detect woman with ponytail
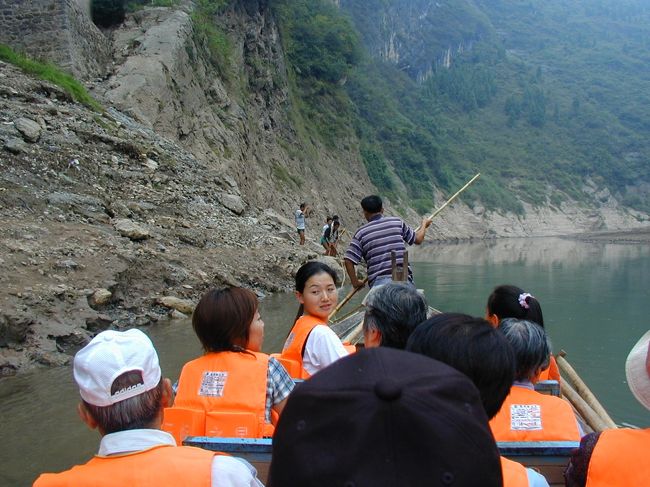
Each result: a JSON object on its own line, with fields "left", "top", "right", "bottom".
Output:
{"left": 486, "top": 284, "right": 560, "bottom": 382}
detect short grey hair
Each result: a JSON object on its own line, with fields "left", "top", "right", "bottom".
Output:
{"left": 84, "top": 371, "right": 163, "bottom": 434}
{"left": 499, "top": 318, "right": 551, "bottom": 382}
{"left": 363, "top": 282, "right": 428, "bottom": 349}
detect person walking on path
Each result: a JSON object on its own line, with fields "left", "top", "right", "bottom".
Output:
{"left": 295, "top": 203, "right": 308, "bottom": 245}
{"left": 344, "top": 195, "right": 432, "bottom": 289}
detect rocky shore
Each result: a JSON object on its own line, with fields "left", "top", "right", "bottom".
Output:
{"left": 0, "top": 60, "right": 344, "bottom": 377}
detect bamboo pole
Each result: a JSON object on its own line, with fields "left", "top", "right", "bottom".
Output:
{"left": 426, "top": 173, "right": 481, "bottom": 222}
{"left": 556, "top": 352, "right": 618, "bottom": 429}
{"left": 329, "top": 278, "right": 367, "bottom": 321}
{"left": 561, "top": 380, "right": 610, "bottom": 433}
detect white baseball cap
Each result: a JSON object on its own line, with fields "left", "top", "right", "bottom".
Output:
{"left": 73, "top": 329, "right": 162, "bottom": 407}
{"left": 625, "top": 329, "right": 650, "bottom": 411}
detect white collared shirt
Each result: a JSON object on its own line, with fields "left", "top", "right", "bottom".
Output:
{"left": 98, "top": 429, "right": 264, "bottom": 487}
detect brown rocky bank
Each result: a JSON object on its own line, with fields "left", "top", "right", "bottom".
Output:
{"left": 0, "top": 60, "right": 347, "bottom": 377}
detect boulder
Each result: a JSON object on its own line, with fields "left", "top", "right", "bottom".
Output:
{"left": 157, "top": 296, "right": 194, "bottom": 315}
{"left": 218, "top": 192, "right": 245, "bottom": 215}
{"left": 114, "top": 219, "right": 151, "bottom": 241}
{"left": 90, "top": 289, "right": 113, "bottom": 307}
{"left": 14, "top": 117, "right": 41, "bottom": 142}
{"left": 4, "top": 137, "right": 28, "bottom": 154}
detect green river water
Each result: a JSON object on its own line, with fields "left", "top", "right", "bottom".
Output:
{"left": 1, "top": 236, "right": 648, "bottom": 485}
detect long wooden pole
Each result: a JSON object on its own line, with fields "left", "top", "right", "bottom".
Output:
{"left": 557, "top": 352, "right": 618, "bottom": 429}
{"left": 415, "top": 173, "right": 482, "bottom": 233}
{"left": 329, "top": 277, "right": 367, "bottom": 320}
{"left": 560, "top": 380, "right": 610, "bottom": 433}
{"left": 427, "top": 173, "right": 481, "bottom": 222}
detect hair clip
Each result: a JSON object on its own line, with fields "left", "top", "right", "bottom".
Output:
{"left": 518, "top": 292, "right": 533, "bottom": 309}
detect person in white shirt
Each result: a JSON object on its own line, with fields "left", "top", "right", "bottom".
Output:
{"left": 294, "top": 203, "right": 308, "bottom": 245}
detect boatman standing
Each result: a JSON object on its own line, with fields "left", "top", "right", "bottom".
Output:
{"left": 33, "top": 329, "right": 264, "bottom": 487}
{"left": 344, "top": 195, "right": 432, "bottom": 289}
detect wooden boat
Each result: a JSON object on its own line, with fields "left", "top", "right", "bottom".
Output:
{"left": 184, "top": 306, "right": 607, "bottom": 485}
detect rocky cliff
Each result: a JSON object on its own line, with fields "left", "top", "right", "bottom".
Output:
{"left": 339, "top": 0, "right": 491, "bottom": 82}
{"left": 0, "top": 1, "right": 648, "bottom": 375}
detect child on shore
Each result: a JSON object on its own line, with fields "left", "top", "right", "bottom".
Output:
{"left": 320, "top": 217, "right": 333, "bottom": 254}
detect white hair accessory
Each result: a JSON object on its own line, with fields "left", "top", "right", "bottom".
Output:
{"left": 73, "top": 329, "right": 161, "bottom": 407}
{"left": 518, "top": 293, "right": 533, "bottom": 309}
{"left": 626, "top": 329, "right": 650, "bottom": 411}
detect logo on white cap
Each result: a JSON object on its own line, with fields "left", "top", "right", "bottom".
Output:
{"left": 73, "top": 329, "right": 161, "bottom": 407}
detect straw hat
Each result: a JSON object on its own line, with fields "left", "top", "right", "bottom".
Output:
{"left": 625, "top": 329, "right": 650, "bottom": 411}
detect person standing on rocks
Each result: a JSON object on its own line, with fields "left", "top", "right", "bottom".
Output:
{"left": 295, "top": 203, "right": 309, "bottom": 245}
{"left": 344, "top": 195, "right": 432, "bottom": 289}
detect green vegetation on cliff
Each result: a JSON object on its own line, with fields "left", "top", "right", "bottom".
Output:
{"left": 271, "top": 0, "right": 650, "bottom": 214}
{"left": 0, "top": 44, "right": 102, "bottom": 111}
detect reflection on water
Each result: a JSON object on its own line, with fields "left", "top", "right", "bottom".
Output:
{"left": 1, "top": 237, "right": 649, "bottom": 485}
{"left": 411, "top": 237, "right": 650, "bottom": 430}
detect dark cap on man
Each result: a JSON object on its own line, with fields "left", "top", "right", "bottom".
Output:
{"left": 269, "top": 347, "right": 502, "bottom": 487}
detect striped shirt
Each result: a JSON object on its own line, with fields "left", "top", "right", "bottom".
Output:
{"left": 344, "top": 215, "right": 416, "bottom": 287}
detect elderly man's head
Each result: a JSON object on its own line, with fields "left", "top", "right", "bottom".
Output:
{"left": 363, "top": 282, "right": 428, "bottom": 349}
{"left": 73, "top": 329, "right": 172, "bottom": 434}
{"left": 498, "top": 318, "right": 551, "bottom": 383}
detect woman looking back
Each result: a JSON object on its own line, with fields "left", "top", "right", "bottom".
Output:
{"left": 169, "top": 287, "right": 293, "bottom": 438}
{"left": 279, "top": 261, "right": 350, "bottom": 379}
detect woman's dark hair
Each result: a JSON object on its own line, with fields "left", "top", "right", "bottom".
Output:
{"left": 295, "top": 261, "right": 338, "bottom": 293}
{"left": 293, "top": 261, "right": 338, "bottom": 324}
{"left": 406, "top": 313, "right": 516, "bottom": 419}
{"left": 192, "top": 287, "right": 258, "bottom": 353}
{"left": 486, "top": 284, "right": 544, "bottom": 327}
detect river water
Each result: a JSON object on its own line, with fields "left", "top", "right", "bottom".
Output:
{"left": 1, "top": 236, "right": 649, "bottom": 485}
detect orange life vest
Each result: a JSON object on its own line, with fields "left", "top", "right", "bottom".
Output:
{"left": 537, "top": 355, "right": 561, "bottom": 382}
{"left": 500, "top": 456, "right": 529, "bottom": 487}
{"left": 33, "top": 444, "right": 214, "bottom": 486}
{"left": 163, "top": 350, "right": 273, "bottom": 443}
{"left": 490, "top": 385, "right": 581, "bottom": 442}
{"left": 278, "top": 315, "right": 324, "bottom": 379}
{"left": 585, "top": 428, "right": 650, "bottom": 487}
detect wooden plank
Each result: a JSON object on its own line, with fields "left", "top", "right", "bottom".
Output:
{"left": 184, "top": 437, "right": 578, "bottom": 486}
{"left": 183, "top": 437, "right": 273, "bottom": 483}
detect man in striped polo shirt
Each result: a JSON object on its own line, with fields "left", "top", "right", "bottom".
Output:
{"left": 344, "top": 195, "right": 432, "bottom": 289}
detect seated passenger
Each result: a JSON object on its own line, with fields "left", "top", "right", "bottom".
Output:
{"left": 406, "top": 313, "right": 550, "bottom": 487}
{"left": 490, "top": 318, "right": 581, "bottom": 442}
{"left": 486, "top": 284, "right": 560, "bottom": 382}
{"left": 269, "top": 347, "right": 502, "bottom": 487}
{"left": 564, "top": 329, "right": 650, "bottom": 487}
{"left": 34, "top": 329, "right": 263, "bottom": 486}
{"left": 363, "top": 281, "right": 428, "bottom": 349}
{"left": 168, "top": 287, "right": 293, "bottom": 439}
{"left": 279, "top": 261, "right": 349, "bottom": 378}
